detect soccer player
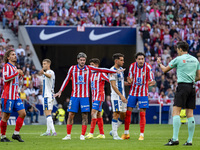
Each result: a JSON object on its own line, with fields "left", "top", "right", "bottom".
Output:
{"left": 85, "top": 58, "right": 109, "bottom": 139}
{"left": 40, "top": 59, "right": 57, "bottom": 136}
{"left": 55, "top": 52, "right": 117, "bottom": 140}
{"left": 121, "top": 52, "right": 155, "bottom": 140}
{"left": 109, "top": 53, "right": 128, "bottom": 140}
{"left": 1, "top": 50, "right": 26, "bottom": 142}
{"left": 157, "top": 41, "right": 199, "bottom": 146}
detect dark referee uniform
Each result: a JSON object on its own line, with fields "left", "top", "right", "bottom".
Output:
{"left": 169, "top": 54, "right": 200, "bottom": 109}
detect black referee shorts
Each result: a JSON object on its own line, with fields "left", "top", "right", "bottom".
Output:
{"left": 174, "top": 83, "right": 196, "bottom": 109}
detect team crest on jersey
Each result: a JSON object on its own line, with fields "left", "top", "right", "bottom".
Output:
{"left": 3, "top": 72, "right": 7, "bottom": 75}
{"left": 78, "top": 75, "right": 83, "bottom": 81}
{"left": 91, "top": 81, "right": 94, "bottom": 87}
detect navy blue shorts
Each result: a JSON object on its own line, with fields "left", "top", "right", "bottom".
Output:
{"left": 68, "top": 97, "right": 90, "bottom": 113}
{"left": 127, "top": 95, "right": 149, "bottom": 108}
{"left": 1, "top": 98, "right": 25, "bottom": 113}
{"left": 92, "top": 101, "right": 103, "bottom": 112}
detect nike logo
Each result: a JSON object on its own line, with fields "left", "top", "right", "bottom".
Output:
{"left": 39, "top": 29, "right": 72, "bottom": 40}
{"left": 89, "top": 30, "right": 121, "bottom": 41}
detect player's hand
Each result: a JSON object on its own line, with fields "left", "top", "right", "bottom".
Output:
{"left": 120, "top": 95, "right": 128, "bottom": 103}
{"left": 39, "top": 69, "right": 44, "bottom": 75}
{"left": 148, "top": 80, "right": 155, "bottom": 86}
{"left": 54, "top": 91, "right": 62, "bottom": 98}
{"left": 17, "top": 69, "right": 24, "bottom": 76}
{"left": 127, "top": 76, "right": 133, "bottom": 84}
{"left": 157, "top": 57, "right": 161, "bottom": 64}
{"left": 116, "top": 69, "right": 126, "bottom": 74}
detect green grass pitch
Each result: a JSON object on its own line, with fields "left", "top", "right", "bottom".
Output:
{"left": 0, "top": 124, "right": 199, "bottom": 150}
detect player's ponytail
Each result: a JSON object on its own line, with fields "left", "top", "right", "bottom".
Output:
{"left": 3, "top": 49, "right": 14, "bottom": 63}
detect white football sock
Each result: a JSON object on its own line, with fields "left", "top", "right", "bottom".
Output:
{"left": 124, "top": 130, "right": 129, "bottom": 134}
{"left": 47, "top": 116, "right": 56, "bottom": 133}
{"left": 117, "top": 118, "right": 123, "bottom": 129}
{"left": 46, "top": 116, "right": 51, "bottom": 133}
{"left": 140, "top": 133, "right": 144, "bottom": 137}
{"left": 112, "top": 119, "right": 118, "bottom": 137}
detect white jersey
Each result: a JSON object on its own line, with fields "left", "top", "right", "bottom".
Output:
{"left": 109, "top": 66, "right": 125, "bottom": 100}
{"left": 43, "top": 69, "right": 55, "bottom": 98}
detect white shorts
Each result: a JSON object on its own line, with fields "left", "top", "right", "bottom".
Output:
{"left": 43, "top": 97, "right": 54, "bottom": 110}
{"left": 111, "top": 99, "right": 127, "bottom": 112}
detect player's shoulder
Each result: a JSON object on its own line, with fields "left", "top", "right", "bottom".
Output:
{"left": 145, "top": 62, "right": 152, "bottom": 70}
{"left": 110, "top": 66, "right": 115, "bottom": 70}
{"left": 131, "top": 62, "right": 136, "bottom": 66}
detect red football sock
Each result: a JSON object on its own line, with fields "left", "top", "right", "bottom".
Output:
{"left": 125, "top": 110, "right": 132, "bottom": 131}
{"left": 81, "top": 125, "right": 87, "bottom": 136}
{"left": 90, "top": 118, "right": 97, "bottom": 134}
{"left": 1, "top": 120, "right": 7, "bottom": 135}
{"left": 67, "top": 124, "right": 72, "bottom": 135}
{"left": 97, "top": 118, "right": 104, "bottom": 134}
{"left": 15, "top": 117, "right": 24, "bottom": 132}
{"left": 140, "top": 112, "right": 146, "bottom": 133}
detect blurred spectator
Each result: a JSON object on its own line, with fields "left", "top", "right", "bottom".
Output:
{"left": 63, "top": 97, "right": 70, "bottom": 123}
{"left": 26, "top": 105, "right": 39, "bottom": 123}
{"left": 16, "top": 43, "right": 25, "bottom": 56}
{"left": 24, "top": 71, "right": 32, "bottom": 87}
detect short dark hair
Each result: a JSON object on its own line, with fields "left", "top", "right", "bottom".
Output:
{"left": 135, "top": 52, "right": 145, "bottom": 59}
{"left": 177, "top": 41, "right": 189, "bottom": 52}
{"left": 43, "top": 59, "right": 51, "bottom": 64}
{"left": 19, "top": 43, "right": 22, "bottom": 46}
{"left": 112, "top": 53, "right": 124, "bottom": 61}
{"left": 89, "top": 58, "right": 100, "bottom": 65}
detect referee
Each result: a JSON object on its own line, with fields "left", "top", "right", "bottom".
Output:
{"left": 157, "top": 41, "right": 200, "bottom": 146}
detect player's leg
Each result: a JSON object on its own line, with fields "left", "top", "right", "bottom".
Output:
{"left": 138, "top": 96, "right": 149, "bottom": 140}
{"left": 47, "top": 98, "right": 56, "bottom": 136}
{"left": 96, "top": 101, "right": 105, "bottom": 139}
{"left": 85, "top": 101, "right": 99, "bottom": 139}
{"left": 139, "top": 108, "right": 146, "bottom": 140}
{"left": 117, "top": 102, "right": 127, "bottom": 137}
{"left": 1, "top": 112, "right": 11, "bottom": 142}
{"left": 44, "top": 110, "right": 56, "bottom": 136}
{"left": 63, "top": 97, "right": 78, "bottom": 140}
{"left": 112, "top": 111, "right": 121, "bottom": 139}
{"left": 12, "top": 98, "right": 26, "bottom": 142}
{"left": 80, "top": 97, "right": 90, "bottom": 140}
{"left": 1, "top": 99, "right": 13, "bottom": 142}
{"left": 122, "top": 95, "right": 137, "bottom": 139}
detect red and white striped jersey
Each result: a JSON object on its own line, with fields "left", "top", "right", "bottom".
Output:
{"left": 60, "top": 65, "right": 116, "bottom": 98}
{"left": 128, "top": 62, "right": 154, "bottom": 97}
{"left": 1, "top": 63, "right": 20, "bottom": 100}
{"left": 90, "top": 72, "right": 109, "bottom": 102}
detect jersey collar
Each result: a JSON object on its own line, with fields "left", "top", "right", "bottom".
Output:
{"left": 7, "top": 62, "right": 15, "bottom": 67}
{"left": 77, "top": 64, "right": 85, "bottom": 70}
{"left": 136, "top": 62, "right": 145, "bottom": 69}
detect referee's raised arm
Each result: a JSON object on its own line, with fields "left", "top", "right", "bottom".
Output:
{"left": 157, "top": 41, "right": 200, "bottom": 146}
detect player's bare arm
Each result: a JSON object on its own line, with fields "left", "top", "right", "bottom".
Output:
{"left": 110, "top": 80, "right": 127, "bottom": 103}
{"left": 195, "top": 70, "right": 200, "bottom": 81}
{"left": 157, "top": 57, "right": 172, "bottom": 73}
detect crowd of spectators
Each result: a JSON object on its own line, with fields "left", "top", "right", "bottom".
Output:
{"left": 139, "top": 0, "right": 200, "bottom": 104}
{"left": 0, "top": 0, "right": 139, "bottom": 36}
